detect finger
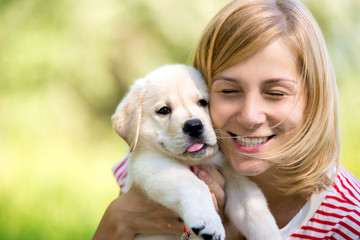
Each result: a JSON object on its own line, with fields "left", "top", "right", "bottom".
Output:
{"left": 211, "top": 192, "right": 219, "bottom": 212}
{"left": 198, "top": 165, "right": 225, "bottom": 188}
{"left": 197, "top": 166, "right": 225, "bottom": 212}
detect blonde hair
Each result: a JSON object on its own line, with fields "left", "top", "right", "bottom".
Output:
{"left": 193, "top": 0, "right": 340, "bottom": 195}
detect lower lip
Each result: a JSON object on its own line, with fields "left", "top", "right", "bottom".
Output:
{"left": 232, "top": 137, "right": 272, "bottom": 153}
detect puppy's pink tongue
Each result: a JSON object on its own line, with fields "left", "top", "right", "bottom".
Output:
{"left": 187, "top": 143, "right": 204, "bottom": 152}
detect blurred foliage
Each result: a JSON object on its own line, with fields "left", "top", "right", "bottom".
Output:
{"left": 0, "top": 0, "right": 359, "bottom": 239}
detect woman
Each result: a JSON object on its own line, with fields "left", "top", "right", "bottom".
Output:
{"left": 93, "top": 0, "right": 360, "bottom": 239}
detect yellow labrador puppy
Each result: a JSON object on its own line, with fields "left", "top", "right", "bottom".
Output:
{"left": 112, "top": 64, "right": 281, "bottom": 240}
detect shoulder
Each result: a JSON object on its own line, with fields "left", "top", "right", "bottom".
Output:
{"left": 113, "top": 155, "right": 130, "bottom": 189}
{"left": 330, "top": 166, "right": 360, "bottom": 208}
{"left": 290, "top": 166, "right": 360, "bottom": 239}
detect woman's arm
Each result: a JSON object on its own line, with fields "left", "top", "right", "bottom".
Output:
{"left": 93, "top": 165, "right": 243, "bottom": 240}
{"left": 92, "top": 186, "right": 184, "bottom": 240}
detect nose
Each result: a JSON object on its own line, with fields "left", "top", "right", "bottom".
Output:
{"left": 238, "top": 94, "right": 265, "bottom": 130}
{"left": 183, "top": 119, "right": 204, "bottom": 138}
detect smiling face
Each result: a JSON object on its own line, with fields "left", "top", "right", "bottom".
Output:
{"left": 210, "top": 38, "right": 306, "bottom": 176}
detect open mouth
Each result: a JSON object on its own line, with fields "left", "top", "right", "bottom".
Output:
{"left": 230, "top": 132, "right": 275, "bottom": 148}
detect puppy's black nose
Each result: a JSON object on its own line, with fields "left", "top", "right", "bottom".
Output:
{"left": 183, "top": 119, "right": 203, "bottom": 138}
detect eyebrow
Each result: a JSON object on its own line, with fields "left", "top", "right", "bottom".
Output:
{"left": 212, "top": 76, "right": 237, "bottom": 83}
{"left": 263, "top": 78, "right": 297, "bottom": 84}
{"left": 213, "top": 76, "right": 297, "bottom": 84}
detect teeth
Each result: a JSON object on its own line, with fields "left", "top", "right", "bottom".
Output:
{"left": 235, "top": 136, "right": 269, "bottom": 148}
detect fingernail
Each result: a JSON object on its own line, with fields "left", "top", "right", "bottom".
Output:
{"left": 198, "top": 170, "right": 208, "bottom": 180}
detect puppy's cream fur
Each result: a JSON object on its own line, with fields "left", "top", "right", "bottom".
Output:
{"left": 112, "top": 64, "right": 281, "bottom": 240}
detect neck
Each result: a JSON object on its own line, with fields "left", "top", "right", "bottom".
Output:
{"left": 248, "top": 168, "right": 310, "bottom": 229}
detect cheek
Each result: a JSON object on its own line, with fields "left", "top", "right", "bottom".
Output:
{"left": 288, "top": 107, "right": 304, "bottom": 124}
{"left": 209, "top": 103, "right": 218, "bottom": 127}
{"left": 209, "top": 89, "right": 240, "bottom": 129}
{"left": 274, "top": 97, "right": 306, "bottom": 132}
{"left": 209, "top": 97, "right": 228, "bottom": 129}
{"left": 282, "top": 109, "right": 304, "bottom": 134}
{"left": 288, "top": 94, "right": 306, "bottom": 124}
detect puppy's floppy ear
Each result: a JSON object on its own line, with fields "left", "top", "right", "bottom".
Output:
{"left": 112, "top": 78, "right": 147, "bottom": 152}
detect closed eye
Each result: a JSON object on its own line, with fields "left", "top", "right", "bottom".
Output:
{"left": 266, "top": 92, "right": 285, "bottom": 97}
{"left": 222, "top": 90, "right": 239, "bottom": 94}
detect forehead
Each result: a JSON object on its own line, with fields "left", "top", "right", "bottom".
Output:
{"left": 213, "top": 38, "right": 301, "bottom": 85}
{"left": 142, "top": 66, "right": 209, "bottom": 108}
{"left": 147, "top": 67, "right": 208, "bottom": 95}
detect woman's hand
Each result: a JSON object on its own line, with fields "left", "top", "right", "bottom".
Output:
{"left": 93, "top": 166, "right": 243, "bottom": 239}
{"left": 197, "top": 165, "right": 226, "bottom": 215}
{"left": 197, "top": 165, "right": 244, "bottom": 240}
{"left": 92, "top": 186, "right": 184, "bottom": 240}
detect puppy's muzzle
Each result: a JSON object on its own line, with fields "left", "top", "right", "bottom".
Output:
{"left": 183, "top": 119, "right": 204, "bottom": 138}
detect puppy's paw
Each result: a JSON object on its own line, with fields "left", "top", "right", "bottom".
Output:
{"left": 184, "top": 211, "right": 225, "bottom": 240}
{"left": 190, "top": 227, "right": 222, "bottom": 240}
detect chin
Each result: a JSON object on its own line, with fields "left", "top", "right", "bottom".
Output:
{"left": 229, "top": 158, "right": 271, "bottom": 176}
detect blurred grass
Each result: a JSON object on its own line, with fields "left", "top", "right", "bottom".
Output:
{"left": 0, "top": 0, "right": 359, "bottom": 239}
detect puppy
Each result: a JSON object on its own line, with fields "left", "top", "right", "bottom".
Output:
{"left": 112, "top": 64, "right": 281, "bottom": 240}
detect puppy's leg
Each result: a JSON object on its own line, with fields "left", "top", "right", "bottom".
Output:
{"left": 132, "top": 152, "right": 225, "bottom": 240}
{"left": 223, "top": 165, "right": 281, "bottom": 240}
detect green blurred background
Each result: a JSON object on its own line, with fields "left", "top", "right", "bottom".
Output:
{"left": 0, "top": 0, "right": 359, "bottom": 239}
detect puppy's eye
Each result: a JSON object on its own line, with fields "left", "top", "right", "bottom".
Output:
{"left": 157, "top": 107, "right": 171, "bottom": 115}
{"left": 198, "top": 99, "right": 208, "bottom": 107}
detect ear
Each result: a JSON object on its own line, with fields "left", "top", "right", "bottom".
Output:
{"left": 112, "top": 78, "right": 147, "bottom": 152}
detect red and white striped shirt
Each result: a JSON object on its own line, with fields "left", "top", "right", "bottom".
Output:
{"left": 113, "top": 158, "right": 360, "bottom": 239}
{"left": 285, "top": 166, "right": 360, "bottom": 239}
{"left": 112, "top": 155, "right": 129, "bottom": 190}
